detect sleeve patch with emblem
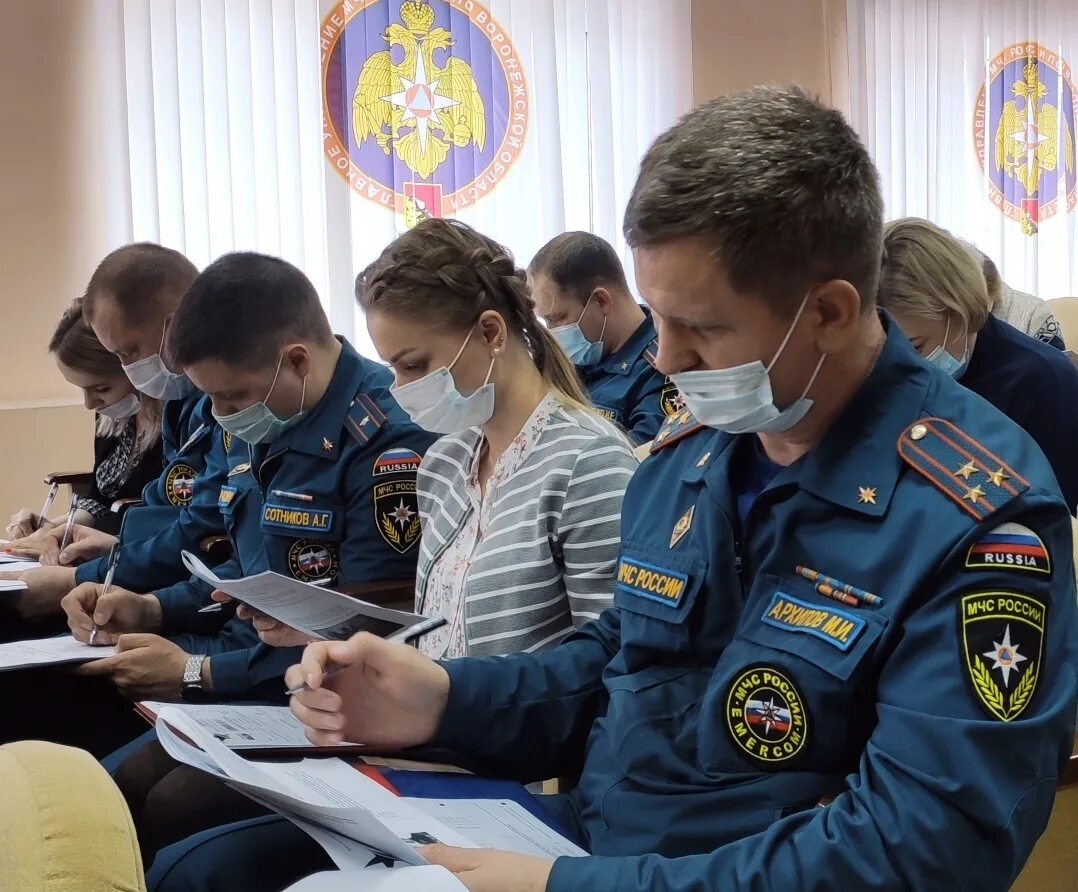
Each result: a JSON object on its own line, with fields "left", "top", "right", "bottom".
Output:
{"left": 373, "top": 448, "right": 422, "bottom": 476}
{"left": 375, "top": 479, "right": 421, "bottom": 554}
{"left": 959, "top": 591, "right": 1045, "bottom": 722}
{"left": 965, "top": 523, "right": 1051, "bottom": 576}
{"left": 660, "top": 382, "right": 683, "bottom": 417}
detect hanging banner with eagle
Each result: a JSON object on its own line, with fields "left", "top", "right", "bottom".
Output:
{"left": 975, "top": 43, "right": 1077, "bottom": 236}
{"left": 320, "top": 0, "right": 529, "bottom": 228}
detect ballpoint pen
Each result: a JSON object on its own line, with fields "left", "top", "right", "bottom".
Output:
{"left": 37, "top": 482, "right": 60, "bottom": 532}
{"left": 90, "top": 543, "right": 120, "bottom": 647}
{"left": 58, "top": 492, "right": 79, "bottom": 553}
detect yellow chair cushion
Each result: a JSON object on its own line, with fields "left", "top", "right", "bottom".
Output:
{"left": 0, "top": 741, "right": 145, "bottom": 892}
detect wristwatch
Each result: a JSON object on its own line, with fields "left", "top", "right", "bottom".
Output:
{"left": 180, "top": 654, "right": 211, "bottom": 703}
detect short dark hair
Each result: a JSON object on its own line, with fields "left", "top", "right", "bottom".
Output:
{"left": 528, "top": 232, "right": 629, "bottom": 302}
{"left": 623, "top": 86, "right": 884, "bottom": 313}
{"left": 83, "top": 243, "right": 199, "bottom": 326}
{"left": 168, "top": 252, "right": 333, "bottom": 370}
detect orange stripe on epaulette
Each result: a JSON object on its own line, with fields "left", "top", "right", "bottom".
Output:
{"left": 643, "top": 339, "right": 659, "bottom": 369}
{"left": 650, "top": 410, "right": 706, "bottom": 454}
{"left": 345, "top": 394, "right": 386, "bottom": 445}
{"left": 897, "top": 417, "right": 1028, "bottom": 521}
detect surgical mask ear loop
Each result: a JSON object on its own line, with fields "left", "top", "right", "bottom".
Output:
{"left": 764, "top": 291, "right": 813, "bottom": 375}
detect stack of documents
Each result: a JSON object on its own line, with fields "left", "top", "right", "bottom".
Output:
{"left": 154, "top": 706, "right": 587, "bottom": 878}
{"left": 181, "top": 550, "right": 444, "bottom": 642}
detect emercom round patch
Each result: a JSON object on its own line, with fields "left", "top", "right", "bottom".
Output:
{"left": 725, "top": 664, "right": 809, "bottom": 765}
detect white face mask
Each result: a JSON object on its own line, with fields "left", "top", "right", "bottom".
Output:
{"left": 924, "top": 317, "right": 969, "bottom": 379}
{"left": 670, "top": 292, "right": 826, "bottom": 435}
{"left": 122, "top": 325, "right": 196, "bottom": 401}
{"left": 390, "top": 328, "right": 496, "bottom": 434}
{"left": 97, "top": 392, "right": 142, "bottom": 420}
{"left": 550, "top": 293, "right": 607, "bottom": 365}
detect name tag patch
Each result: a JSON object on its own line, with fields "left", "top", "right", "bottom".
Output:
{"left": 593, "top": 406, "right": 621, "bottom": 424}
{"left": 218, "top": 485, "right": 237, "bottom": 509}
{"left": 262, "top": 503, "right": 334, "bottom": 533}
{"left": 965, "top": 523, "right": 1050, "bottom": 576}
{"left": 616, "top": 557, "right": 688, "bottom": 607}
{"left": 761, "top": 592, "right": 866, "bottom": 651}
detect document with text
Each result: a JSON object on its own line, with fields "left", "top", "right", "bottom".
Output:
{"left": 154, "top": 706, "right": 587, "bottom": 872}
{"left": 181, "top": 550, "right": 443, "bottom": 642}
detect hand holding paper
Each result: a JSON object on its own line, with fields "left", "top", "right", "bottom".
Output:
{"left": 287, "top": 634, "right": 450, "bottom": 748}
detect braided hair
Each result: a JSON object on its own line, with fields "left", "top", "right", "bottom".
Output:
{"left": 360, "top": 220, "right": 590, "bottom": 407}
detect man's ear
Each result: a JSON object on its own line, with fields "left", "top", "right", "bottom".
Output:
{"left": 812, "top": 280, "right": 863, "bottom": 354}
{"left": 591, "top": 287, "right": 614, "bottom": 316}
{"left": 283, "top": 343, "right": 313, "bottom": 377}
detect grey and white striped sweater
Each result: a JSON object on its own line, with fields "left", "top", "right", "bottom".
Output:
{"left": 414, "top": 403, "right": 638, "bottom": 657}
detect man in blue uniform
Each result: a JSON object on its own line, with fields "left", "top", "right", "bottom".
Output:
{"left": 149, "top": 89, "right": 1076, "bottom": 892}
{"left": 531, "top": 232, "right": 677, "bottom": 444}
{"left": 0, "top": 243, "right": 227, "bottom": 642}
{"left": 61, "top": 252, "right": 435, "bottom": 705}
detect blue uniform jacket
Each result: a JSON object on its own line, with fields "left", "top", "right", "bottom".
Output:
{"left": 158, "top": 340, "right": 437, "bottom": 701}
{"left": 578, "top": 310, "right": 678, "bottom": 445}
{"left": 961, "top": 313, "right": 1078, "bottom": 512}
{"left": 75, "top": 390, "right": 228, "bottom": 591}
{"left": 433, "top": 319, "right": 1077, "bottom": 891}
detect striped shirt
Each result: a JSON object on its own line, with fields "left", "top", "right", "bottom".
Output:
{"left": 415, "top": 394, "right": 638, "bottom": 658}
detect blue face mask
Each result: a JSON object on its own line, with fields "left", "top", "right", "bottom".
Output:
{"left": 551, "top": 293, "right": 607, "bottom": 365}
{"left": 213, "top": 354, "right": 308, "bottom": 445}
{"left": 924, "top": 318, "right": 969, "bottom": 379}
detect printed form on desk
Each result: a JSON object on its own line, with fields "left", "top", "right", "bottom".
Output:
{"left": 154, "top": 705, "right": 586, "bottom": 878}
{"left": 0, "top": 636, "right": 115, "bottom": 671}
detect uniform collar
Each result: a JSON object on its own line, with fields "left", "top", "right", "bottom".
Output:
{"left": 260, "top": 337, "right": 367, "bottom": 463}
{"left": 685, "top": 313, "right": 930, "bottom": 516}
{"left": 584, "top": 309, "right": 657, "bottom": 376}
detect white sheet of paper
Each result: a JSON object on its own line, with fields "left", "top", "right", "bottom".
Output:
{"left": 407, "top": 799, "right": 588, "bottom": 859}
{"left": 180, "top": 550, "right": 431, "bottom": 641}
{"left": 138, "top": 702, "right": 356, "bottom": 750}
{"left": 0, "top": 557, "right": 41, "bottom": 571}
{"left": 283, "top": 867, "right": 466, "bottom": 892}
{"left": 0, "top": 580, "right": 29, "bottom": 591}
{"left": 0, "top": 636, "right": 116, "bottom": 671}
{"left": 155, "top": 708, "right": 473, "bottom": 866}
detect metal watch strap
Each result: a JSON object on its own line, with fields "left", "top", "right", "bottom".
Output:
{"left": 183, "top": 654, "right": 207, "bottom": 686}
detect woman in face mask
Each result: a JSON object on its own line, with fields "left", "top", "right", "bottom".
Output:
{"left": 360, "top": 219, "right": 640, "bottom": 659}
{"left": 879, "top": 217, "right": 1078, "bottom": 511}
{"left": 4, "top": 300, "right": 164, "bottom": 541}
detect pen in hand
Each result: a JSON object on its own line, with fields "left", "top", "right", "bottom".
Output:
{"left": 37, "top": 482, "right": 60, "bottom": 532}
{"left": 58, "top": 492, "right": 79, "bottom": 554}
{"left": 90, "top": 544, "right": 120, "bottom": 647}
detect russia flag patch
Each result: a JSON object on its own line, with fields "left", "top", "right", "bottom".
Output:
{"left": 965, "top": 522, "right": 1051, "bottom": 576}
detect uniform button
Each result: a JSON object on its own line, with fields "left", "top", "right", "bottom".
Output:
{"left": 910, "top": 424, "right": 928, "bottom": 441}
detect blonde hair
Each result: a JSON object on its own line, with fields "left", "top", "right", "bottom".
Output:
{"left": 361, "top": 220, "right": 591, "bottom": 408}
{"left": 879, "top": 218, "right": 993, "bottom": 332}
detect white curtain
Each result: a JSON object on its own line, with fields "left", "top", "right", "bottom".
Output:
{"left": 98, "top": 0, "right": 693, "bottom": 356}
{"left": 844, "top": 0, "right": 1078, "bottom": 298}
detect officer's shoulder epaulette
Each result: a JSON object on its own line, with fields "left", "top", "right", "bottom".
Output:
{"left": 642, "top": 337, "right": 660, "bottom": 370}
{"left": 650, "top": 409, "right": 707, "bottom": 455}
{"left": 344, "top": 392, "right": 388, "bottom": 446}
{"left": 897, "top": 417, "right": 1030, "bottom": 521}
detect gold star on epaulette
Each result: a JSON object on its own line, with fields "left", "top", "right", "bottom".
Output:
{"left": 963, "top": 485, "right": 986, "bottom": 505}
{"left": 322, "top": 437, "right": 334, "bottom": 452}
{"left": 987, "top": 467, "right": 1010, "bottom": 487}
{"left": 954, "top": 461, "right": 978, "bottom": 481}
{"left": 656, "top": 428, "right": 669, "bottom": 442}
{"left": 857, "top": 486, "right": 877, "bottom": 505}
{"left": 621, "top": 361, "right": 630, "bottom": 371}
{"left": 697, "top": 452, "right": 711, "bottom": 468}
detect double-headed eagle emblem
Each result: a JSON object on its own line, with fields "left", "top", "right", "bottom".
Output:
{"left": 994, "top": 58, "right": 1075, "bottom": 198}
{"left": 353, "top": 0, "right": 486, "bottom": 180}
